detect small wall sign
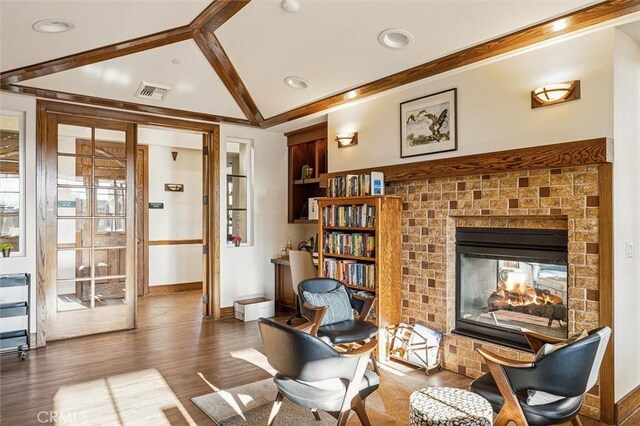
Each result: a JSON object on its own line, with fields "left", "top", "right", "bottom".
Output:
{"left": 149, "top": 202, "right": 164, "bottom": 209}
{"left": 58, "top": 200, "right": 77, "bottom": 208}
{"left": 164, "top": 183, "right": 184, "bottom": 192}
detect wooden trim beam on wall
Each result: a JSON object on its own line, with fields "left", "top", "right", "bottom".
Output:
{"left": 2, "top": 85, "right": 252, "bottom": 127}
{"left": 148, "top": 239, "right": 204, "bottom": 246}
{"left": 259, "top": 0, "right": 640, "bottom": 127}
{"left": 193, "top": 28, "right": 263, "bottom": 124}
{"left": 37, "top": 99, "right": 220, "bottom": 132}
{"left": 320, "top": 138, "right": 612, "bottom": 185}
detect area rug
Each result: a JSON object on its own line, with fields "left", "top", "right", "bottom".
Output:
{"left": 191, "top": 364, "right": 448, "bottom": 425}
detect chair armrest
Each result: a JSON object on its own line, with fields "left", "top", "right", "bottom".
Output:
{"left": 522, "top": 329, "right": 565, "bottom": 352}
{"left": 477, "top": 348, "right": 533, "bottom": 369}
{"left": 353, "top": 294, "right": 376, "bottom": 319}
{"left": 302, "top": 302, "right": 327, "bottom": 336}
{"left": 293, "top": 322, "right": 316, "bottom": 334}
{"left": 341, "top": 340, "right": 377, "bottom": 358}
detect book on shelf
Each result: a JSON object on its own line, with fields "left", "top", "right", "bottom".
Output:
{"left": 322, "top": 204, "right": 375, "bottom": 228}
{"left": 322, "top": 258, "right": 375, "bottom": 290}
{"left": 327, "top": 174, "right": 371, "bottom": 198}
{"left": 323, "top": 232, "right": 375, "bottom": 258}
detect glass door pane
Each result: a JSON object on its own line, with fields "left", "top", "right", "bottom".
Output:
{"left": 55, "top": 124, "right": 131, "bottom": 312}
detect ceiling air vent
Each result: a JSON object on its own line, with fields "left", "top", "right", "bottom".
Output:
{"left": 134, "top": 81, "right": 171, "bottom": 101}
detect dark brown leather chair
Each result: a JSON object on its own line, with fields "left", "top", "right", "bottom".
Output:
{"left": 258, "top": 318, "right": 379, "bottom": 426}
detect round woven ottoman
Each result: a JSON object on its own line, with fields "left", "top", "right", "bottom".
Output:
{"left": 409, "top": 387, "right": 493, "bottom": 426}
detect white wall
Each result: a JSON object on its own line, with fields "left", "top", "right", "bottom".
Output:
{"left": 328, "top": 29, "right": 615, "bottom": 172}
{"left": 612, "top": 28, "right": 640, "bottom": 402}
{"left": 219, "top": 124, "right": 314, "bottom": 307}
{"left": 143, "top": 143, "right": 203, "bottom": 286}
{"left": 0, "top": 94, "right": 37, "bottom": 332}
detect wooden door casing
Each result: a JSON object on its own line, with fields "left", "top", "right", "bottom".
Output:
{"left": 135, "top": 145, "right": 149, "bottom": 296}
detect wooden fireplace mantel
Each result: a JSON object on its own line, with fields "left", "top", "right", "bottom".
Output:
{"left": 320, "top": 137, "right": 612, "bottom": 185}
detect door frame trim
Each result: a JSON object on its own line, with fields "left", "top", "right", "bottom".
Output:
{"left": 36, "top": 100, "right": 221, "bottom": 346}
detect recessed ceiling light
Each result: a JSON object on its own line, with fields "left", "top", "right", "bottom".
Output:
{"left": 284, "top": 76, "right": 309, "bottom": 89}
{"left": 171, "top": 59, "right": 181, "bottom": 65}
{"left": 32, "top": 19, "right": 74, "bottom": 33}
{"left": 378, "top": 29, "right": 414, "bottom": 50}
{"left": 281, "top": 0, "right": 300, "bottom": 13}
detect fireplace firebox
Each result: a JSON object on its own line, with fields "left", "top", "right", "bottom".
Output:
{"left": 454, "top": 227, "right": 568, "bottom": 351}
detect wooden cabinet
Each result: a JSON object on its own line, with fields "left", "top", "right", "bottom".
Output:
{"left": 286, "top": 123, "right": 328, "bottom": 224}
{"left": 317, "top": 196, "right": 402, "bottom": 357}
{"left": 271, "top": 258, "right": 296, "bottom": 310}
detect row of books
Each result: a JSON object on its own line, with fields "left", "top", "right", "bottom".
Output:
{"left": 323, "top": 232, "right": 375, "bottom": 258}
{"left": 327, "top": 174, "right": 371, "bottom": 198}
{"left": 322, "top": 204, "right": 376, "bottom": 228}
{"left": 322, "top": 259, "right": 375, "bottom": 289}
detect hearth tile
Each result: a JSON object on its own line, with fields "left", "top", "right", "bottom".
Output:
{"left": 421, "top": 295, "right": 429, "bottom": 304}
{"left": 449, "top": 200, "right": 457, "bottom": 209}
{"left": 457, "top": 182, "right": 466, "bottom": 191}
{"left": 402, "top": 299, "right": 409, "bottom": 308}
{"left": 550, "top": 168, "right": 563, "bottom": 174}
{"left": 508, "top": 199, "right": 519, "bottom": 208}
{"left": 539, "top": 186, "right": 551, "bottom": 197}
{"left": 586, "top": 195, "right": 600, "bottom": 207}
{"left": 575, "top": 184, "right": 598, "bottom": 196}
{"left": 550, "top": 208, "right": 563, "bottom": 215}
{"left": 529, "top": 175, "right": 551, "bottom": 186}
{"left": 458, "top": 365, "right": 467, "bottom": 376}
{"left": 518, "top": 177, "right": 529, "bottom": 187}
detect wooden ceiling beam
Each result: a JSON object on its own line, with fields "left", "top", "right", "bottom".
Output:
{"left": 190, "top": 0, "right": 251, "bottom": 31}
{"left": 259, "top": 0, "right": 640, "bottom": 128}
{"left": 193, "top": 28, "right": 264, "bottom": 124}
{"left": 3, "top": 85, "right": 253, "bottom": 127}
{"left": 0, "top": 26, "right": 195, "bottom": 86}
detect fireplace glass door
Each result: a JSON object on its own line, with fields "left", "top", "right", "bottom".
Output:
{"left": 455, "top": 227, "right": 568, "bottom": 350}
{"left": 459, "top": 254, "right": 568, "bottom": 338}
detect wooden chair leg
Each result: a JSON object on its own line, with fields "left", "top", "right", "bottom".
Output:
{"left": 571, "top": 416, "right": 583, "bottom": 426}
{"left": 267, "top": 391, "right": 284, "bottom": 426}
{"left": 486, "top": 361, "right": 528, "bottom": 426}
{"left": 336, "top": 409, "right": 352, "bottom": 426}
{"left": 370, "top": 353, "right": 380, "bottom": 374}
{"left": 352, "top": 396, "right": 371, "bottom": 426}
{"left": 311, "top": 408, "right": 321, "bottom": 421}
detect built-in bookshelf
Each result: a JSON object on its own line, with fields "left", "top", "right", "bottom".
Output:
{"left": 317, "top": 196, "right": 402, "bottom": 355}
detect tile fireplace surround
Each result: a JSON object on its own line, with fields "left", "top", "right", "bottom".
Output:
{"left": 387, "top": 164, "right": 604, "bottom": 418}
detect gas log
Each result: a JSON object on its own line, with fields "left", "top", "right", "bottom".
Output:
{"left": 487, "top": 287, "right": 567, "bottom": 327}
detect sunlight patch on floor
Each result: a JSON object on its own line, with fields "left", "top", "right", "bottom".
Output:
{"left": 53, "top": 368, "right": 196, "bottom": 426}
{"left": 230, "top": 347, "right": 276, "bottom": 376}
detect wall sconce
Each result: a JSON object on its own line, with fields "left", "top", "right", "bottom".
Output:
{"left": 335, "top": 132, "right": 358, "bottom": 148}
{"left": 531, "top": 80, "right": 580, "bottom": 109}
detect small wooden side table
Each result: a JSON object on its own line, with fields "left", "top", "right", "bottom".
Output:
{"left": 409, "top": 387, "right": 493, "bottom": 426}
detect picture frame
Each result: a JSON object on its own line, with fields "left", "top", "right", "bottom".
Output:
{"left": 400, "top": 88, "right": 457, "bottom": 158}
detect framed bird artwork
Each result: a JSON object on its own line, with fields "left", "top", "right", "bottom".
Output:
{"left": 400, "top": 88, "right": 457, "bottom": 158}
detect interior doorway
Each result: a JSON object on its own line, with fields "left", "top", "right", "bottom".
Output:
{"left": 36, "top": 101, "right": 221, "bottom": 346}
{"left": 135, "top": 126, "right": 205, "bottom": 318}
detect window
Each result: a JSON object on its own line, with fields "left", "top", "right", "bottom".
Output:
{"left": 226, "top": 138, "right": 253, "bottom": 246}
{"left": 0, "top": 111, "right": 25, "bottom": 257}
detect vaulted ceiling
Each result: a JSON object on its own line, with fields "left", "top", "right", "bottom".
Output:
{"left": 1, "top": 0, "right": 639, "bottom": 129}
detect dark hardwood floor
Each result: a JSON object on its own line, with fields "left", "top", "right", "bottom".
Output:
{"left": 0, "top": 290, "right": 636, "bottom": 425}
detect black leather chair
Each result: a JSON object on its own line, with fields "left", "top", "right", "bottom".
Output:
{"left": 258, "top": 318, "right": 379, "bottom": 426}
{"left": 470, "top": 327, "right": 611, "bottom": 426}
{"left": 298, "top": 278, "right": 380, "bottom": 372}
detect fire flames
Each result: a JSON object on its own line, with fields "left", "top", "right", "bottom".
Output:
{"left": 492, "top": 270, "right": 563, "bottom": 308}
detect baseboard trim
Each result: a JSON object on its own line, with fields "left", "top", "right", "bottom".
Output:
{"left": 616, "top": 384, "right": 640, "bottom": 424}
{"left": 149, "top": 282, "right": 202, "bottom": 294}
{"left": 220, "top": 306, "right": 234, "bottom": 320}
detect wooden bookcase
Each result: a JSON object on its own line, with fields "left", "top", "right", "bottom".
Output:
{"left": 286, "top": 123, "right": 328, "bottom": 224}
{"left": 317, "top": 195, "right": 402, "bottom": 357}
